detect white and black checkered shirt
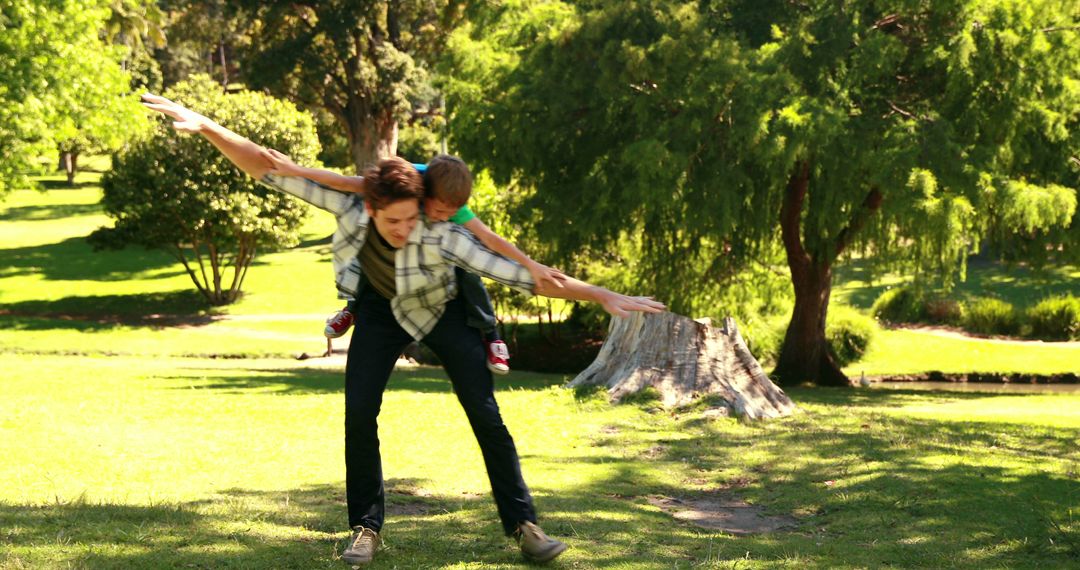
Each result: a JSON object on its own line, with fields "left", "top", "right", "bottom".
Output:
{"left": 260, "top": 173, "right": 535, "bottom": 340}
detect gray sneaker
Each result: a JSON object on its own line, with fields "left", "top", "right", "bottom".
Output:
{"left": 516, "top": 521, "right": 567, "bottom": 563}
{"left": 341, "top": 526, "right": 380, "bottom": 566}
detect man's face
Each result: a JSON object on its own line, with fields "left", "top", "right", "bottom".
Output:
{"left": 423, "top": 197, "right": 459, "bottom": 222}
{"left": 366, "top": 199, "right": 421, "bottom": 248}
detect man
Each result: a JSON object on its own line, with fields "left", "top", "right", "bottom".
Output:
{"left": 141, "top": 93, "right": 666, "bottom": 565}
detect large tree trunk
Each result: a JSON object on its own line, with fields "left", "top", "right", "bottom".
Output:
{"left": 345, "top": 107, "right": 398, "bottom": 172}
{"left": 569, "top": 312, "right": 796, "bottom": 420}
{"left": 773, "top": 261, "right": 848, "bottom": 387}
{"left": 773, "top": 161, "right": 850, "bottom": 387}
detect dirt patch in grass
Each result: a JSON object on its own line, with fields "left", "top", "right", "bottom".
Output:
{"left": 647, "top": 494, "right": 798, "bottom": 535}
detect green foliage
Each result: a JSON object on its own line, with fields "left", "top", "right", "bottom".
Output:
{"left": 825, "top": 306, "right": 879, "bottom": 367}
{"left": 397, "top": 123, "right": 442, "bottom": 164}
{"left": 446, "top": 0, "right": 1080, "bottom": 384}
{"left": 1027, "top": 295, "right": 1080, "bottom": 341}
{"left": 0, "top": 0, "right": 146, "bottom": 195}
{"left": 962, "top": 297, "right": 1021, "bottom": 336}
{"left": 235, "top": 0, "right": 466, "bottom": 169}
{"left": 92, "top": 75, "right": 320, "bottom": 305}
{"left": 872, "top": 286, "right": 928, "bottom": 324}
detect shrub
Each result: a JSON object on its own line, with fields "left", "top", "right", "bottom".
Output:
{"left": 925, "top": 297, "right": 964, "bottom": 325}
{"left": 871, "top": 286, "right": 927, "bottom": 323}
{"left": 741, "top": 316, "right": 785, "bottom": 366}
{"left": 961, "top": 297, "right": 1020, "bottom": 336}
{"left": 1027, "top": 295, "right": 1080, "bottom": 341}
{"left": 92, "top": 75, "right": 320, "bottom": 305}
{"left": 826, "top": 306, "right": 879, "bottom": 367}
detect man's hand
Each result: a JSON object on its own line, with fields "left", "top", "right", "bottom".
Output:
{"left": 260, "top": 148, "right": 305, "bottom": 176}
{"left": 526, "top": 261, "right": 567, "bottom": 290}
{"left": 596, "top": 289, "right": 666, "bottom": 318}
{"left": 141, "top": 94, "right": 210, "bottom": 133}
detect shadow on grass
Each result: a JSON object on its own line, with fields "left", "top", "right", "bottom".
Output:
{"left": 0, "top": 202, "right": 103, "bottom": 222}
{"left": 0, "top": 291, "right": 218, "bottom": 329}
{"left": 3, "top": 387, "right": 1077, "bottom": 568}
{"left": 1, "top": 236, "right": 182, "bottom": 281}
{"left": 835, "top": 257, "right": 1080, "bottom": 310}
{"left": 37, "top": 179, "right": 101, "bottom": 191}
{"left": 167, "top": 365, "right": 568, "bottom": 395}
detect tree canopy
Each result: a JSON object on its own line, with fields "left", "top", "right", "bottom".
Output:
{"left": 234, "top": 0, "right": 467, "bottom": 171}
{"left": 447, "top": 0, "right": 1080, "bottom": 385}
{"left": 0, "top": 0, "right": 146, "bottom": 194}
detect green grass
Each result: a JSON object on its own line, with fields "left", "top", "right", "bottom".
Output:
{"left": 846, "top": 329, "right": 1080, "bottom": 377}
{"left": 1, "top": 354, "right": 1078, "bottom": 568}
{"left": 834, "top": 257, "right": 1080, "bottom": 311}
{"left": 2, "top": 163, "right": 1080, "bottom": 568}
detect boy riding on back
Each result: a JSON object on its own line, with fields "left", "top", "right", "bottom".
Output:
{"left": 260, "top": 149, "right": 565, "bottom": 375}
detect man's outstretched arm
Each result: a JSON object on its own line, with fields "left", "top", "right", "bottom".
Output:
{"left": 141, "top": 94, "right": 271, "bottom": 179}
{"left": 442, "top": 226, "right": 665, "bottom": 318}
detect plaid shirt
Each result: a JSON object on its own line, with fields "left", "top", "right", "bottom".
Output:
{"left": 260, "top": 173, "right": 535, "bottom": 340}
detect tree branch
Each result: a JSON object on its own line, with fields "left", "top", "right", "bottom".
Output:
{"left": 834, "top": 187, "right": 884, "bottom": 257}
{"left": 780, "top": 161, "right": 811, "bottom": 274}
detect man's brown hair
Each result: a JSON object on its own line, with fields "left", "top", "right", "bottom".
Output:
{"left": 361, "top": 157, "right": 425, "bottom": 210}
{"left": 425, "top": 154, "right": 472, "bottom": 208}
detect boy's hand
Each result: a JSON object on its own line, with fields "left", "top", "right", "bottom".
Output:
{"left": 596, "top": 289, "right": 666, "bottom": 318}
{"left": 527, "top": 261, "right": 567, "bottom": 290}
{"left": 260, "top": 148, "right": 305, "bottom": 176}
{"left": 141, "top": 94, "right": 209, "bottom": 133}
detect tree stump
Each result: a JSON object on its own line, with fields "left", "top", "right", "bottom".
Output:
{"left": 569, "top": 312, "right": 796, "bottom": 419}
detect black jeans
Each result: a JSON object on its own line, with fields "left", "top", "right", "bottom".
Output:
{"left": 344, "top": 287, "right": 536, "bottom": 535}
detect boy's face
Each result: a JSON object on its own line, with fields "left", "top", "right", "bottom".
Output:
{"left": 365, "top": 198, "right": 421, "bottom": 248}
{"left": 423, "top": 197, "right": 459, "bottom": 222}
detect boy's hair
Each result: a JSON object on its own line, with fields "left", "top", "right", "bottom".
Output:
{"left": 425, "top": 154, "right": 472, "bottom": 208}
{"left": 361, "top": 157, "right": 425, "bottom": 210}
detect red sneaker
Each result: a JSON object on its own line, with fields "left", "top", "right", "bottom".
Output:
{"left": 324, "top": 307, "right": 354, "bottom": 338}
{"left": 487, "top": 340, "right": 510, "bottom": 375}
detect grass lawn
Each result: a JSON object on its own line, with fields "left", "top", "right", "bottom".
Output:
{"left": 1, "top": 354, "right": 1078, "bottom": 568}
{"left": 834, "top": 257, "right": 1080, "bottom": 311}
{"left": 2, "top": 164, "right": 1079, "bottom": 568}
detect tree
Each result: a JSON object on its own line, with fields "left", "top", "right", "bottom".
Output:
{"left": 0, "top": 0, "right": 145, "bottom": 194}
{"left": 446, "top": 0, "right": 1080, "bottom": 386}
{"left": 234, "top": 0, "right": 468, "bottom": 171}
{"left": 91, "top": 75, "right": 320, "bottom": 305}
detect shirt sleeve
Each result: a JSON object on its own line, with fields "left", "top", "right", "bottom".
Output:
{"left": 448, "top": 204, "right": 477, "bottom": 225}
{"left": 259, "top": 173, "right": 357, "bottom": 216}
{"left": 440, "top": 225, "right": 535, "bottom": 296}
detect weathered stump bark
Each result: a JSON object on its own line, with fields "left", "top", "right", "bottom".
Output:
{"left": 569, "top": 312, "right": 796, "bottom": 419}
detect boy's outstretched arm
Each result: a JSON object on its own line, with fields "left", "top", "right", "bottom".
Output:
{"left": 462, "top": 218, "right": 567, "bottom": 290}
{"left": 141, "top": 94, "right": 271, "bottom": 179}
{"left": 261, "top": 148, "right": 366, "bottom": 194}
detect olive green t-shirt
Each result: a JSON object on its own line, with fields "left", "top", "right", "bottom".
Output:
{"left": 357, "top": 224, "right": 397, "bottom": 299}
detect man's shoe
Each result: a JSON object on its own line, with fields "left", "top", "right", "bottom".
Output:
{"left": 516, "top": 521, "right": 567, "bottom": 563}
{"left": 325, "top": 307, "right": 355, "bottom": 339}
{"left": 341, "top": 526, "right": 380, "bottom": 565}
{"left": 487, "top": 340, "right": 511, "bottom": 375}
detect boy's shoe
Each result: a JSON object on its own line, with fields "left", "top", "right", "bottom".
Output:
{"left": 515, "top": 521, "right": 567, "bottom": 563}
{"left": 325, "top": 307, "right": 354, "bottom": 339}
{"left": 341, "top": 526, "right": 380, "bottom": 565}
{"left": 487, "top": 340, "right": 511, "bottom": 375}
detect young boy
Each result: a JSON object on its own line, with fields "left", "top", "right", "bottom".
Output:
{"left": 259, "top": 149, "right": 566, "bottom": 374}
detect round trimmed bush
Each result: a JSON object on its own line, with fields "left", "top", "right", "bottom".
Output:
{"left": 826, "top": 306, "right": 879, "bottom": 366}
{"left": 871, "top": 286, "right": 927, "bottom": 324}
{"left": 961, "top": 297, "right": 1020, "bottom": 336}
{"left": 1027, "top": 295, "right": 1080, "bottom": 340}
